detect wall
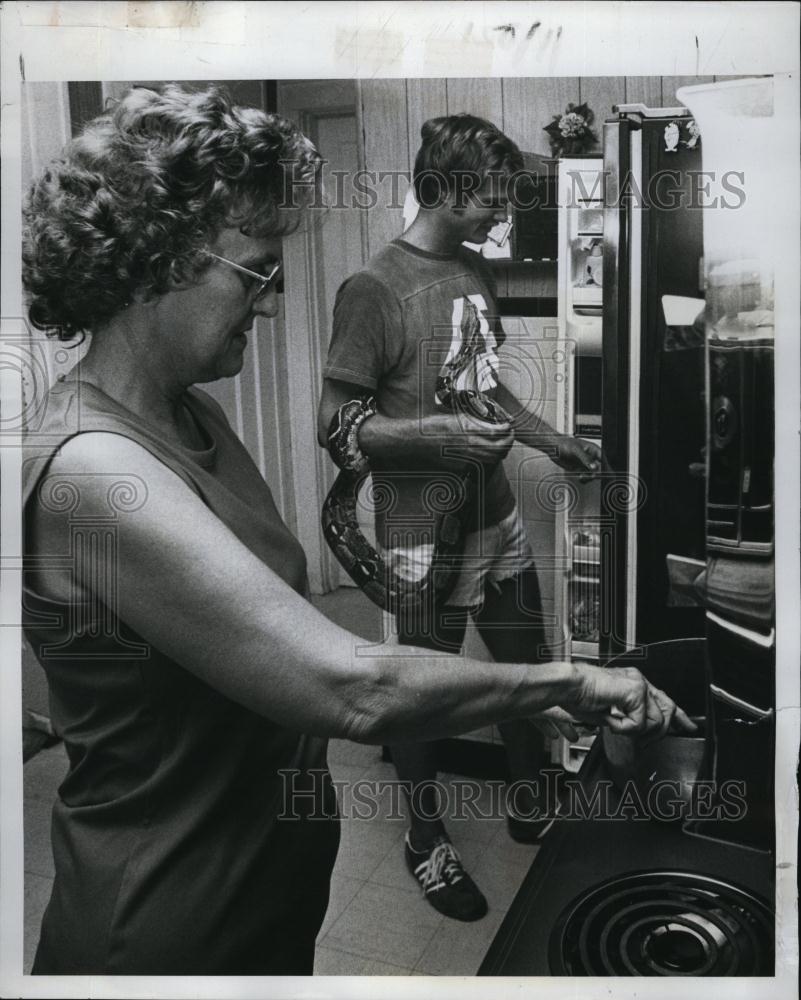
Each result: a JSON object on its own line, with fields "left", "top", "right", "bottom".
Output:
{"left": 20, "top": 84, "right": 76, "bottom": 718}
{"left": 359, "top": 75, "right": 716, "bottom": 300}
{"left": 277, "top": 79, "right": 369, "bottom": 592}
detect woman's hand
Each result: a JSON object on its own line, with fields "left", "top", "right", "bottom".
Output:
{"left": 565, "top": 662, "right": 698, "bottom": 738}
{"left": 528, "top": 706, "right": 582, "bottom": 742}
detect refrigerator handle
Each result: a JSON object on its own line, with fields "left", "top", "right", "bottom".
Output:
{"left": 600, "top": 117, "right": 636, "bottom": 658}
{"left": 601, "top": 119, "right": 630, "bottom": 477}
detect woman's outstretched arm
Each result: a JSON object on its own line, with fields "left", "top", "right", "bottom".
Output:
{"left": 29, "top": 432, "right": 692, "bottom": 744}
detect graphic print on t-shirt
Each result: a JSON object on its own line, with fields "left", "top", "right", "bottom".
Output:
{"left": 435, "top": 293, "right": 499, "bottom": 407}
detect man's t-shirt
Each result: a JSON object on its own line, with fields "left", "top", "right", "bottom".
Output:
{"left": 324, "top": 238, "right": 516, "bottom": 549}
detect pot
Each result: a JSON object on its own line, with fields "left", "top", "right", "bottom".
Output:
{"left": 601, "top": 639, "right": 709, "bottom": 819}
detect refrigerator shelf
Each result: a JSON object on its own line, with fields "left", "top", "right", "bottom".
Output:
{"left": 571, "top": 640, "right": 601, "bottom": 659}
{"left": 572, "top": 287, "right": 603, "bottom": 307}
{"left": 572, "top": 543, "right": 600, "bottom": 558}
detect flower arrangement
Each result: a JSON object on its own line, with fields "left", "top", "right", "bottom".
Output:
{"left": 544, "top": 102, "right": 598, "bottom": 156}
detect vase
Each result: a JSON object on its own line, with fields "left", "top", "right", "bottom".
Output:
{"left": 551, "top": 137, "right": 585, "bottom": 157}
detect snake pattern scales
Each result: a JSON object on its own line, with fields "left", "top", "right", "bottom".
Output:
{"left": 322, "top": 386, "right": 511, "bottom": 612}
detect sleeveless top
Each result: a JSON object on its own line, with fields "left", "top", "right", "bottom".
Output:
{"left": 22, "top": 377, "right": 340, "bottom": 974}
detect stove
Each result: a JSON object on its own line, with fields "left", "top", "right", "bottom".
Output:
{"left": 479, "top": 742, "right": 774, "bottom": 977}
{"left": 549, "top": 871, "right": 773, "bottom": 976}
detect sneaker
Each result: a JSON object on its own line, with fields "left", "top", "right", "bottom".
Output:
{"left": 506, "top": 811, "right": 557, "bottom": 843}
{"left": 506, "top": 799, "right": 563, "bottom": 843}
{"left": 404, "top": 832, "right": 488, "bottom": 921}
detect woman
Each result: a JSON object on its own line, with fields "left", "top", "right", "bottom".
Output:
{"left": 21, "top": 84, "right": 692, "bottom": 975}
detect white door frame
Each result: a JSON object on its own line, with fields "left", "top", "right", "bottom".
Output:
{"left": 278, "top": 81, "right": 368, "bottom": 593}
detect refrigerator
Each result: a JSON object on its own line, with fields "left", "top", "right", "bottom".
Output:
{"left": 600, "top": 104, "right": 708, "bottom": 657}
{"left": 549, "top": 157, "right": 606, "bottom": 773}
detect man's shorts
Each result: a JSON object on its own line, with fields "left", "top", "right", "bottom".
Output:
{"left": 382, "top": 505, "right": 536, "bottom": 609}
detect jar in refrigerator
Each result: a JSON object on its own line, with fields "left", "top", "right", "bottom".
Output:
{"left": 587, "top": 242, "right": 603, "bottom": 287}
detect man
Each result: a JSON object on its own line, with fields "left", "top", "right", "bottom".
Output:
{"left": 318, "top": 114, "right": 601, "bottom": 921}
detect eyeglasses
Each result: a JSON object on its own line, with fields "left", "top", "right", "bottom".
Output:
{"left": 206, "top": 252, "right": 283, "bottom": 299}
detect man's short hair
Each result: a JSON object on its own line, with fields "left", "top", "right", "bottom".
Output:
{"left": 412, "top": 114, "right": 524, "bottom": 209}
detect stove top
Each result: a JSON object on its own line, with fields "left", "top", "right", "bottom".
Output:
{"left": 479, "top": 743, "right": 775, "bottom": 977}
{"left": 549, "top": 870, "right": 773, "bottom": 976}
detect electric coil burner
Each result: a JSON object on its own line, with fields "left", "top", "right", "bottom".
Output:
{"left": 479, "top": 741, "right": 775, "bottom": 978}
{"left": 548, "top": 871, "right": 774, "bottom": 976}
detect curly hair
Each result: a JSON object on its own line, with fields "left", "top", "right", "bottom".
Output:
{"left": 413, "top": 114, "right": 523, "bottom": 209}
{"left": 22, "top": 84, "right": 322, "bottom": 340}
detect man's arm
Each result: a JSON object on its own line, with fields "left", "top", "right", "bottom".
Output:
{"left": 320, "top": 267, "right": 516, "bottom": 469}
{"left": 318, "top": 376, "right": 515, "bottom": 469}
{"left": 495, "top": 382, "right": 603, "bottom": 478}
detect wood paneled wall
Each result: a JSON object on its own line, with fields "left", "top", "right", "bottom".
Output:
{"left": 359, "top": 75, "right": 715, "bottom": 298}
{"left": 362, "top": 76, "right": 716, "bottom": 189}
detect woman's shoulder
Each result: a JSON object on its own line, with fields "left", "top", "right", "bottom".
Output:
{"left": 28, "top": 429, "right": 205, "bottom": 571}
{"left": 22, "top": 377, "right": 125, "bottom": 508}
{"left": 37, "top": 427, "right": 184, "bottom": 494}
{"left": 22, "top": 379, "right": 208, "bottom": 510}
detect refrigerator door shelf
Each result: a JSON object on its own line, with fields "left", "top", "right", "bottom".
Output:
{"left": 557, "top": 157, "right": 605, "bottom": 664}
{"left": 565, "top": 318, "right": 602, "bottom": 358}
{"left": 573, "top": 308, "right": 603, "bottom": 320}
{"left": 709, "top": 683, "right": 774, "bottom": 721}
{"left": 570, "top": 640, "right": 601, "bottom": 661}
{"left": 706, "top": 610, "right": 775, "bottom": 651}
{"left": 572, "top": 287, "right": 603, "bottom": 307}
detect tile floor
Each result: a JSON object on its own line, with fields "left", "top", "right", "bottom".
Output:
{"left": 22, "top": 586, "right": 540, "bottom": 976}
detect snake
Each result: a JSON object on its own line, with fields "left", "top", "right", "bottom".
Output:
{"left": 321, "top": 386, "right": 512, "bottom": 613}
